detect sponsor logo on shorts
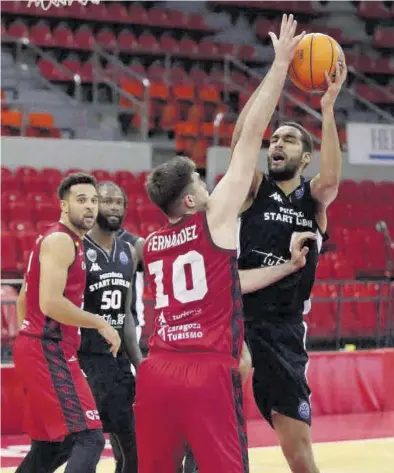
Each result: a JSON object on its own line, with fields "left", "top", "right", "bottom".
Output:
{"left": 298, "top": 401, "right": 310, "bottom": 420}
{"left": 86, "top": 410, "right": 100, "bottom": 421}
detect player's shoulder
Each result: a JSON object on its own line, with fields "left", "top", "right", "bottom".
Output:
{"left": 40, "top": 231, "right": 76, "bottom": 263}
{"left": 41, "top": 230, "right": 75, "bottom": 248}
{"left": 117, "top": 228, "right": 141, "bottom": 246}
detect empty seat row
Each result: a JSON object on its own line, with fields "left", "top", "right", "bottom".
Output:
{"left": 2, "top": 2, "right": 214, "bottom": 32}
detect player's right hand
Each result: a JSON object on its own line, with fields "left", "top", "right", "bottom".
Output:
{"left": 98, "top": 323, "right": 121, "bottom": 357}
{"left": 269, "top": 14, "right": 306, "bottom": 66}
{"left": 289, "top": 231, "right": 317, "bottom": 271}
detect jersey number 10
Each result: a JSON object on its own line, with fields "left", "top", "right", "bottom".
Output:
{"left": 148, "top": 250, "right": 208, "bottom": 309}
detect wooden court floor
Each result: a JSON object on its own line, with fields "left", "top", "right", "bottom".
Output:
{"left": 3, "top": 438, "right": 393, "bottom": 473}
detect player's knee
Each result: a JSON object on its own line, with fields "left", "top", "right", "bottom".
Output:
{"left": 75, "top": 429, "right": 105, "bottom": 454}
{"left": 281, "top": 434, "right": 318, "bottom": 473}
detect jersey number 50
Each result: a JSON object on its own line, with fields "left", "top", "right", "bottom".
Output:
{"left": 148, "top": 250, "right": 208, "bottom": 309}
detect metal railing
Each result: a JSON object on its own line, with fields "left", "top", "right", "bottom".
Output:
{"left": 91, "top": 44, "right": 151, "bottom": 140}
{"left": 347, "top": 65, "right": 394, "bottom": 124}
{"left": 2, "top": 36, "right": 151, "bottom": 140}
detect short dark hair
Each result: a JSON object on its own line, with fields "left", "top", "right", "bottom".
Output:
{"left": 146, "top": 156, "right": 195, "bottom": 216}
{"left": 97, "top": 181, "right": 128, "bottom": 208}
{"left": 281, "top": 121, "right": 313, "bottom": 154}
{"left": 58, "top": 173, "right": 97, "bottom": 200}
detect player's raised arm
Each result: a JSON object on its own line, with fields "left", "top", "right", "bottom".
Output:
{"left": 208, "top": 15, "right": 305, "bottom": 237}
{"left": 16, "top": 280, "right": 26, "bottom": 327}
{"left": 239, "top": 232, "right": 316, "bottom": 293}
{"left": 40, "top": 232, "right": 103, "bottom": 327}
{"left": 310, "top": 62, "right": 347, "bottom": 207}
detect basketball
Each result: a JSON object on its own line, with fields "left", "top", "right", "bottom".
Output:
{"left": 289, "top": 33, "right": 345, "bottom": 93}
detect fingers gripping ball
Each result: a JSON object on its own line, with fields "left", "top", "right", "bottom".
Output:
{"left": 289, "top": 33, "right": 345, "bottom": 93}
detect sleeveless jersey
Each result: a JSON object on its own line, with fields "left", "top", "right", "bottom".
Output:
{"left": 79, "top": 235, "right": 134, "bottom": 355}
{"left": 143, "top": 212, "right": 244, "bottom": 362}
{"left": 117, "top": 228, "right": 142, "bottom": 328}
{"left": 20, "top": 222, "right": 86, "bottom": 349}
{"left": 238, "top": 175, "right": 326, "bottom": 323}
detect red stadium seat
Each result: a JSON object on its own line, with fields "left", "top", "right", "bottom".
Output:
{"left": 7, "top": 201, "right": 33, "bottom": 222}
{"left": 30, "top": 21, "right": 54, "bottom": 47}
{"left": 1, "top": 285, "right": 19, "bottom": 344}
{"left": 33, "top": 202, "right": 60, "bottom": 224}
{"left": 309, "top": 284, "right": 337, "bottom": 337}
{"left": 1, "top": 232, "right": 18, "bottom": 273}
{"left": 8, "top": 220, "right": 36, "bottom": 233}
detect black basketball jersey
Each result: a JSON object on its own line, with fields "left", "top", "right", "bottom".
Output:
{"left": 238, "top": 174, "right": 326, "bottom": 323}
{"left": 117, "top": 228, "right": 143, "bottom": 328}
{"left": 79, "top": 234, "right": 135, "bottom": 355}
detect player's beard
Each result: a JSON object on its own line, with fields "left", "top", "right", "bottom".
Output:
{"left": 68, "top": 210, "right": 96, "bottom": 231}
{"left": 268, "top": 159, "right": 299, "bottom": 182}
{"left": 96, "top": 211, "right": 124, "bottom": 232}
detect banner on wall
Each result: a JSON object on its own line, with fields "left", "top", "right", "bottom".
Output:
{"left": 347, "top": 123, "right": 394, "bottom": 166}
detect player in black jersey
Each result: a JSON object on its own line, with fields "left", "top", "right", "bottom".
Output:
{"left": 117, "top": 227, "right": 145, "bottom": 347}
{"left": 230, "top": 56, "right": 348, "bottom": 472}
{"left": 78, "top": 181, "right": 143, "bottom": 473}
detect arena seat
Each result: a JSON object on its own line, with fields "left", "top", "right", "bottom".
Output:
{"left": 1, "top": 285, "right": 19, "bottom": 345}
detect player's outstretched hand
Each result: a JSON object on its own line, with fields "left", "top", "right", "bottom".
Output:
{"left": 98, "top": 323, "right": 121, "bottom": 357}
{"left": 269, "top": 14, "right": 306, "bottom": 66}
{"left": 321, "top": 60, "right": 348, "bottom": 111}
{"left": 290, "top": 231, "right": 317, "bottom": 270}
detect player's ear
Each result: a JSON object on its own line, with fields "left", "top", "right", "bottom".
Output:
{"left": 183, "top": 193, "right": 195, "bottom": 210}
{"left": 301, "top": 152, "right": 312, "bottom": 169}
{"left": 60, "top": 199, "right": 68, "bottom": 214}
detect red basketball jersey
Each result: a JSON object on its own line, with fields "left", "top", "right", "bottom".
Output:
{"left": 20, "top": 222, "right": 86, "bottom": 349}
{"left": 143, "top": 212, "right": 244, "bottom": 362}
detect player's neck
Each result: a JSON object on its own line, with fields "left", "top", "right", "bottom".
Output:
{"left": 88, "top": 226, "right": 115, "bottom": 253}
{"left": 59, "top": 218, "right": 86, "bottom": 240}
{"left": 275, "top": 175, "right": 302, "bottom": 196}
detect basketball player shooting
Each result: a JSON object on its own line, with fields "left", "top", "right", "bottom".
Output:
{"left": 231, "top": 20, "right": 348, "bottom": 473}
{"left": 13, "top": 173, "right": 121, "bottom": 473}
{"left": 135, "top": 14, "right": 305, "bottom": 473}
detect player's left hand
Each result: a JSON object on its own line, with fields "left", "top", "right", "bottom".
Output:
{"left": 290, "top": 231, "right": 317, "bottom": 270}
{"left": 321, "top": 60, "right": 348, "bottom": 111}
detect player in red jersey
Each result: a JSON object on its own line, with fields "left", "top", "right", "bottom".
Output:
{"left": 13, "top": 173, "right": 121, "bottom": 473}
{"left": 135, "top": 15, "right": 305, "bottom": 473}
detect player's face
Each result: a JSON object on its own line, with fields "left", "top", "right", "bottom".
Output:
{"left": 96, "top": 186, "right": 125, "bottom": 232}
{"left": 267, "top": 126, "right": 306, "bottom": 181}
{"left": 187, "top": 172, "right": 210, "bottom": 211}
{"left": 64, "top": 184, "right": 99, "bottom": 231}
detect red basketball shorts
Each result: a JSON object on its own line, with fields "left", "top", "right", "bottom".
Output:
{"left": 13, "top": 334, "right": 102, "bottom": 441}
{"left": 134, "top": 352, "right": 249, "bottom": 473}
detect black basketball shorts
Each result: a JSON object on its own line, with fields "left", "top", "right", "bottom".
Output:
{"left": 245, "top": 319, "right": 311, "bottom": 428}
{"left": 78, "top": 353, "right": 135, "bottom": 434}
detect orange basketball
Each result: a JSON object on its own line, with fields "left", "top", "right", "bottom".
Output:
{"left": 289, "top": 33, "right": 345, "bottom": 93}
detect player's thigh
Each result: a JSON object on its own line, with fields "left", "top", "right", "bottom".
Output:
{"left": 185, "top": 366, "right": 249, "bottom": 473}
{"left": 134, "top": 359, "right": 184, "bottom": 473}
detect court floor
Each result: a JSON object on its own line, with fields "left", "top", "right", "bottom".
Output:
{"left": 2, "top": 438, "right": 393, "bottom": 473}
{"left": 2, "top": 413, "right": 394, "bottom": 472}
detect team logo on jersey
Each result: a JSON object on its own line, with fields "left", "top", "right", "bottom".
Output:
{"left": 269, "top": 192, "right": 283, "bottom": 203}
{"left": 86, "top": 248, "right": 97, "bottom": 263}
{"left": 119, "top": 251, "right": 129, "bottom": 265}
{"left": 90, "top": 263, "right": 102, "bottom": 272}
{"left": 298, "top": 400, "right": 310, "bottom": 420}
{"left": 295, "top": 185, "right": 305, "bottom": 199}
